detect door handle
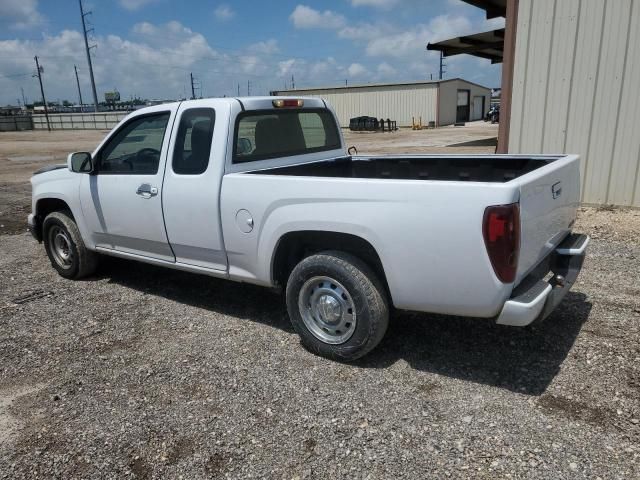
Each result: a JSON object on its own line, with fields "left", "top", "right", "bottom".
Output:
{"left": 136, "top": 184, "right": 158, "bottom": 198}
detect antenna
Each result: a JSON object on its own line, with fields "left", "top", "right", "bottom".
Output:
{"left": 79, "top": 0, "right": 99, "bottom": 112}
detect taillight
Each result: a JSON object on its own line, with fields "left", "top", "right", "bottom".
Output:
{"left": 483, "top": 203, "right": 520, "bottom": 283}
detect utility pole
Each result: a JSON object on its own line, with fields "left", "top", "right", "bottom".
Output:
{"left": 439, "top": 51, "right": 446, "bottom": 80}
{"left": 33, "top": 56, "right": 51, "bottom": 131}
{"left": 190, "top": 72, "right": 196, "bottom": 99}
{"left": 74, "top": 65, "right": 84, "bottom": 107}
{"left": 247, "top": 80, "right": 251, "bottom": 96}
{"left": 291, "top": 74, "right": 295, "bottom": 90}
{"left": 79, "top": 0, "right": 99, "bottom": 112}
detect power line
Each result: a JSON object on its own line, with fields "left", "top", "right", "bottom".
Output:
{"left": 79, "top": 0, "right": 99, "bottom": 112}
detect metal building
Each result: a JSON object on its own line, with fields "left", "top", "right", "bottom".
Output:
{"left": 429, "top": 0, "right": 640, "bottom": 207}
{"left": 271, "top": 78, "right": 491, "bottom": 128}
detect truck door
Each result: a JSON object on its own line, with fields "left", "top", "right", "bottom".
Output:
{"left": 79, "top": 107, "right": 176, "bottom": 261}
{"left": 161, "top": 101, "right": 228, "bottom": 271}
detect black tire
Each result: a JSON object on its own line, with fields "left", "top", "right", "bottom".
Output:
{"left": 43, "top": 210, "right": 98, "bottom": 279}
{"left": 286, "top": 251, "right": 389, "bottom": 361}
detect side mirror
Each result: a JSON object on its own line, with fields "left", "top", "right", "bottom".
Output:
{"left": 237, "top": 137, "right": 253, "bottom": 155}
{"left": 68, "top": 152, "right": 93, "bottom": 173}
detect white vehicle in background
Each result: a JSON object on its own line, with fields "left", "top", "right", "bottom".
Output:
{"left": 28, "top": 97, "right": 589, "bottom": 360}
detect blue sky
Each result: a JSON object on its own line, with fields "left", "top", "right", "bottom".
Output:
{"left": 0, "top": 0, "right": 503, "bottom": 105}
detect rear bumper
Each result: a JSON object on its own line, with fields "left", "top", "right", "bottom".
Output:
{"left": 496, "top": 233, "right": 589, "bottom": 327}
{"left": 27, "top": 213, "right": 42, "bottom": 242}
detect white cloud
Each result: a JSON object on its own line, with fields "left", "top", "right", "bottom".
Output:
{"left": 0, "top": 0, "right": 44, "bottom": 29}
{"left": 376, "top": 62, "right": 397, "bottom": 77}
{"left": 0, "top": 2, "right": 503, "bottom": 106}
{"left": 347, "top": 63, "right": 368, "bottom": 77}
{"left": 338, "top": 22, "right": 385, "bottom": 41}
{"left": 289, "top": 5, "right": 346, "bottom": 29}
{"left": 214, "top": 4, "right": 235, "bottom": 21}
{"left": 247, "top": 39, "right": 279, "bottom": 55}
{"left": 350, "top": 0, "right": 399, "bottom": 9}
{"left": 486, "top": 16, "right": 506, "bottom": 29}
{"left": 118, "top": 0, "right": 157, "bottom": 12}
{"left": 277, "top": 59, "right": 297, "bottom": 77}
{"left": 365, "top": 15, "right": 473, "bottom": 59}
{"left": 0, "top": 23, "right": 231, "bottom": 104}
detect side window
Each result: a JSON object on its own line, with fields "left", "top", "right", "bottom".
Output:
{"left": 299, "top": 112, "right": 327, "bottom": 148}
{"left": 172, "top": 108, "right": 215, "bottom": 175}
{"left": 99, "top": 112, "right": 170, "bottom": 174}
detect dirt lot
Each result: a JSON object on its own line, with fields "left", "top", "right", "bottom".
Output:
{"left": 1, "top": 126, "right": 639, "bottom": 479}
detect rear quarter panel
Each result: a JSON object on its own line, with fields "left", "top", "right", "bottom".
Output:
{"left": 220, "top": 174, "right": 520, "bottom": 317}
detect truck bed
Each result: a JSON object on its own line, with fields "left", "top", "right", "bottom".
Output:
{"left": 247, "top": 155, "right": 559, "bottom": 183}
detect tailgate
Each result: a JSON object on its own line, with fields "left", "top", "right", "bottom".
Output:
{"left": 515, "top": 155, "right": 581, "bottom": 285}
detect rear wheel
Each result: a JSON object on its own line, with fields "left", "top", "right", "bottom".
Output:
{"left": 286, "top": 251, "right": 389, "bottom": 361}
{"left": 43, "top": 211, "right": 98, "bottom": 279}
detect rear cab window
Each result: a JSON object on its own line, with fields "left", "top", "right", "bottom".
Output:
{"left": 233, "top": 109, "right": 340, "bottom": 164}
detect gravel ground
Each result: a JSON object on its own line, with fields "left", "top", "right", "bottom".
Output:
{"left": 0, "top": 208, "right": 638, "bottom": 479}
{"left": 0, "top": 128, "right": 639, "bottom": 478}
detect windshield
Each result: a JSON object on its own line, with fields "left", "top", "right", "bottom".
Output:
{"left": 233, "top": 108, "right": 341, "bottom": 163}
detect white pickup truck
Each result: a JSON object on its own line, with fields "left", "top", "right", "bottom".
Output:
{"left": 28, "top": 97, "right": 589, "bottom": 360}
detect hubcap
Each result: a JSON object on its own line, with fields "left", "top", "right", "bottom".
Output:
{"left": 298, "top": 276, "right": 356, "bottom": 344}
{"left": 49, "top": 226, "right": 73, "bottom": 269}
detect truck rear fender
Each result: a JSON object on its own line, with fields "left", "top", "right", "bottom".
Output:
{"left": 271, "top": 230, "right": 391, "bottom": 302}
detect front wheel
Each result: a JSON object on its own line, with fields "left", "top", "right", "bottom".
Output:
{"left": 43, "top": 211, "right": 98, "bottom": 279}
{"left": 286, "top": 251, "right": 389, "bottom": 361}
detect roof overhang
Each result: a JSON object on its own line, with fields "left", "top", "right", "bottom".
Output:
{"left": 427, "top": 28, "right": 505, "bottom": 64}
{"left": 461, "top": 0, "right": 506, "bottom": 19}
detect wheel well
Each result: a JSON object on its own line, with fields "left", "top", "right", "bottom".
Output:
{"left": 35, "top": 198, "right": 73, "bottom": 237}
{"left": 36, "top": 198, "right": 73, "bottom": 220}
{"left": 272, "top": 231, "right": 390, "bottom": 295}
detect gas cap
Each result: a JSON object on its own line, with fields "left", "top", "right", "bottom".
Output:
{"left": 235, "top": 209, "right": 254, "bottom": 233}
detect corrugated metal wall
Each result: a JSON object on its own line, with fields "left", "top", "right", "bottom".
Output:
{"left": 273, "top": 84, "right": 439, "bottom": 128}
{"left": 509, "top": 0, "right": 640, "bottom": 207}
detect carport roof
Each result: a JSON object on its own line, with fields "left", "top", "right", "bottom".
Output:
{"left": 426, "top": 28, "right": 505, "bottom": 64}
{"left": 461, "top": 0, "right": 507, "bottom": 19}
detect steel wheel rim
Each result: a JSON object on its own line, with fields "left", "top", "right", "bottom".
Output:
{"left": 49, "top": 226, "right": 73, "bottom": 269}
{"left": 298, "top": 276, "right": 356, "bottom": 344}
